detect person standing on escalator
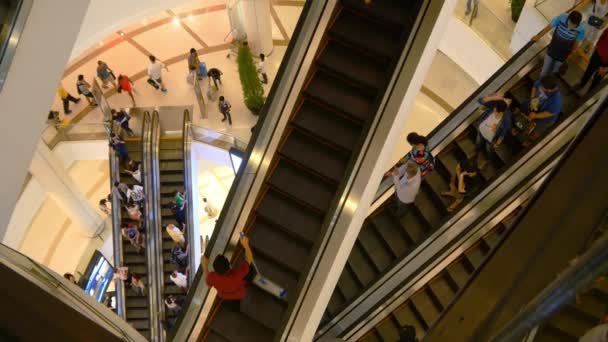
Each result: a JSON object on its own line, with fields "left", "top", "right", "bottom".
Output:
{"left": 391, "top": 161, "right": 421, "bottom": 216}
{"left": 203, "top": 235, "right": 256, "bottom": 311}
{"left": 534, "top": 11, "right": 585, "bottom": 77}
{"left": 475, "top": 96, "right": 511, "bottom": 170}
{"left": 402, "top": 133, "right": 435, "bottom": 177}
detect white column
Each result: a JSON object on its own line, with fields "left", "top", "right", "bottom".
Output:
{"left": 237, "top": 0, "right": 274, "bottom": 56}
{"left": 29, "top": 141, "right": 104, "bottom": 237}
{"left": 0, "top": 0, "right": 91, "bottom": 240}
{"left": 282, "top": 0, "right": 458, "bottom": 340}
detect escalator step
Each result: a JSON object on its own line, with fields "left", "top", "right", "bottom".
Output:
{"left": 124, "top": 254, "right": 146, "bottom": 265}
{"left": 396, "top": 209, "right": 429, "bottom": 243}
{"left": 128, "top": 319, "right": 149, "bottom": 330}
{"left": 160, "top": 185, "right": 185, "bottom": 196}
{"left": 424, "top": 171, "right": 451, "bottom": 209}
{"left": 240, "top": 286, "right": 286, "bottom": 331}
{"left": 327, "top": 290, "right": 346, "bottom": 316}
{"left": 413, "top": 188, "right": 444, "bottom": 228}
{"left": 341, "top": 0, "right": 418, "bottom": 28}
{"left": 253, "top": 253, "right": 299, "bottom": 296}
{"left": 268, "top": 161, "right": 336, "bottom": 213}
{"left": 358, "top": 226, "right": 393, "bottom": 273}
{"left": 292, "top": 101, "right": 362, "bottom": 153}
{"left": 438, "top": 149, "right": 460, "bottom": 179}
{"left": 160, "top": 174, "right": 184, "bottom": 183}
{"left": 159, "top": 139, "right": 183, "bottom": 149}
{"left": 337, "top": 265, "right": 363, "bottom": 301}
{"left": 125, "top": 308, "right": 149, "bottom": 319}
{"left": 305, "top": 71, "right": 373, "bottom": 123}
{"left": 329, "top": 10, "right": 398, "bottom": 61}
{"left": 206, "top": 331, "right": 231, "bottom": 342}
{"left": 370, "top": 212, "right": 412, "bottom": 258}
{"left": 280, "top": 130, "right": 348, "bottom": 184}
{"left": 126, "top": 265, "right": 147, "bottom": 275}
{"left": 159, "top": 150, "right": 183, "bottom": 160}
{"left": 393, "top": 304, "right": 426, "bottom": 336}
{"left": 160, "top": 160, "right": 183, "bottom": 171}
{"left": 256, "top": 190, "right": 323, "bottom": 244}
{"left": 375, "top": 316, "right": 402, "bottom": 342}
{"left": 347, "top": 243, "right": 378, "bottom": 287}
{"left": 464, "top": 246, "right": 486, "bottom": 269}
{"left": 483, "top": 229, "right": 502, "bottom": 249}
{"left": 125, "top": 297, "right": 148, "bottom": 308}
{"left": 211, "top": 308, "right": 274, "bottom": 342}
{"left": 455, "top": 135, "right": 478, "bottom": 161}
{"left": 445, "top": 259, "right": 470, "bottom": 290}
{"left": 575, "top": 291, "right": 606, "bottom": 321}
{"left": 428, "top": 276, "right": 456, "bottom": 310}
{"left": 360, "top": 329, "right": 383, "bottom": 342}
{"left": 317, "top": 41, "right": 385, "bottom": 92}
{"left": 410, "top": 291, "right": 440, "bottom": 329}
{"left": 249, "top": 220, "right": 311, "bottom": 274}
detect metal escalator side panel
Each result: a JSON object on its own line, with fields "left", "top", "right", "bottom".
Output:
{"left": 145, "top": 110, "right": 165, "bottom": 341}
{"left": 110, "top": 119, "right": 126, "bottom": 320}
{"left": 183, "top": 109, "right": 197, "bottom": 285}
{"left": 421, "top": 91, "right": 608, "bottom": 342}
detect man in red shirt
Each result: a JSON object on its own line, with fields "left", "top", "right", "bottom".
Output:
{"left": 578, "top": 28, "right": 608, "bottom": 92}
{"left": 203, "top": 235, "right": 255, "bottom": 311}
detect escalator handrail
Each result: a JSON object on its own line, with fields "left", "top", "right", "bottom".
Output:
{"left": 489, "top": 98, "right": 608, "bottom": 342}
{"left": 318, "top": 81, "right": 608, "bottom": 338}
{"left": 146, "top": 110, "right": 165, "bottom": 341}
{"left": 371, "top": 0, "right": 592, "bottom": 206}
{"left": 109, "top": 121, "right": 126, "bottom": 320}
{"left": 182, "top": 109, "right": 197, "bottom": 285}
{"left": 0, "top": 243, "right": 145, "bottom": 341}
{"left": 167, "top": 1, "right": 330, "bottom": 340}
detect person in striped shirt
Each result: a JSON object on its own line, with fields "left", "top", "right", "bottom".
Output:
{"left": 403, "top": 133, "right": 435, "bottom": 177}
{"left": 536, "top": 11, "right": 585, "bottom": 77}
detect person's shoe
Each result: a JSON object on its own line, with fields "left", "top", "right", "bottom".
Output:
{"left": 465, "top": 9, "right": 470, "bottom": 15}
{"left": 161, "top": 88, "right": 168, "bottom": 93}
{"left": 65, "top": 110, "right": 72, "bottom": 115}
{"left": 75, "top": 98, "right": 81, "bottom": 103}
{"left": 221, "top": 118, "right": 226, "bottom": 122}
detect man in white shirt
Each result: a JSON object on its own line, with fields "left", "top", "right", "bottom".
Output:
{"left": 147, "top": 55, "right": 168, "bottom": 92}
{"left": 392, "top": 161, "right": 421, "bottom": 216}
{"left": 170, "top": 270, "right": 188, "bottom": 290}
{"left": 127, "top": 184, "right": 145, "bottom": 206}
{"left": 258, "top": 53, "right": 268, "bottom": 84}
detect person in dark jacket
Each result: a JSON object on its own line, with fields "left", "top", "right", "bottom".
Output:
{"left": 111, "top": 109, "right": 134, "bottom": 136}
{"left": 475, "top": 95, "right": 512, "bottom": 169}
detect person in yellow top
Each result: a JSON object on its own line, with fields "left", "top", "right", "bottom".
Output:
{"left": 57, "top": 84, "right": 80, "bottom": 115}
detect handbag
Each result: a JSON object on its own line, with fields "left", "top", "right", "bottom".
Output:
{"left": 589, "top": 1, "right": 605, "bottom": 28}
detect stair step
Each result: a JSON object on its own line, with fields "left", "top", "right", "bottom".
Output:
{"left": 280, "top": 130, "right": 348, "bottom": 184}
{"left": 159, "top": 150, "right": 183, "bottom": 160}
{"left": 249, "top": 220, "right": 310, "bottom": 274}
{"left": 317, "top": 41, "right": 386, "bottom": 91}
{"left": 347, "top": 243, "right": 378, "bottom": 287}
{"left": 256, "top": 190, "right": 323, "bottom": 244}
{"left": 342, "top": 0, "right": 418, "bottom": 28}
{"left": 292, "top": 100, "right": 361, "bottom": 153}
{"left": 126, "top": 308, "right": 149, "bottom": 319}
{"left": 358, "top": 225, "right": 393, "bottom": 273}
{"left": 240, "top": 286, "right": 286, "bottom": 331}
{"left": 305, "top": 71, "right": 373, "bottom": 123}
{"left": 375, "top": 316, "right": 401, "bottom": 342}
{"left": 211, "top": 307, "right": 274, "bottom": 342}
{"left": 370, "top": 212, "right": 412, "bottom": 258}
{"left": 268, "top": 161, "right": 336, "bottom": 213}
{"left": 253, "top": 253, "right": 299, "bottom": 296}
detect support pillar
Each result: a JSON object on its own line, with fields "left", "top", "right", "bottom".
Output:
{"left": 0, "top": 0, "right": 91, "bottom": 240}
{"left": 236, "top": 0, "right": 274, "bottom": 56}
{"left": 29, "top": 141, "right": 104, "bottom": 237}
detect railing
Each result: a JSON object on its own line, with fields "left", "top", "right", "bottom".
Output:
{"left": 146, "top": 111, "right": 165, "bottom": 341}
{"left": 190, "top": 124, "right": 247, "bottom": 152}
{"left": 108, "top": 121, "right": 126, "bottom": 320}
{"left": 0, "top": 0, "right": 32, "bottom": 92}
{"left": 453, "top": 0, "right": 521, "bottom": 60}
{"left": 168, "top": 0, "right": 328, "bottom": 339}
{"left": 41, "top": 122, "right": 111, "bottom": 150}
{"left": 0, "top": 243, "right": 145, "bottom": 341}
{"left": 183, "top": 110, "right": 197, "bottom": 285}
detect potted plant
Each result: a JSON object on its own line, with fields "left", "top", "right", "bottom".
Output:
{"left": 237, "top": 43, "right": 266, "bottom": 115}
{"left": 511, "top": 0, "right": 526, "bottom": 22}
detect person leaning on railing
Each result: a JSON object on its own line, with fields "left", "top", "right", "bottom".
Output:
{"left": 202, "top": 235, "right": 256, "bottom": 312}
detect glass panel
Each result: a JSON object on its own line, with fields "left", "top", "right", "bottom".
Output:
{"left": 190, "top": 124, "right": 247, "bottom": 151}
{"left": 0, "top": 0, "right": 30, "bottom": 91}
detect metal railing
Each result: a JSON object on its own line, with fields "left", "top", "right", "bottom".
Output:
{"left": 0, "top": 232, "right": 145, "bottom": 341}
{"left": 183, "top": 110, "right": 197, "bottom": 285}
{"left": 189, "top": 124, "right": 247, "bottom": 152}
{"left": 169, "top": 0, "right": 328, "bottom": 339}
{"left": 146, "top": 111, "right": 165, "bottom": 341}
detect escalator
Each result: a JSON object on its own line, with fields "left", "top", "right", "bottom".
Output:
{"left": 110, "top": 114, "right": 152, "bottom": 339}
{"left": 200, "top": 1, "right": 425, "bottom": 340}
{"left": 317, "top": 3, "right": 608, "bottom": 337}
{"left": 421, "top": 95, "right": 608, "bottom": 341}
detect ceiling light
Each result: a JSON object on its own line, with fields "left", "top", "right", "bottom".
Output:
{"left": 172, "top": 17, "right": 180, "bottom": 25}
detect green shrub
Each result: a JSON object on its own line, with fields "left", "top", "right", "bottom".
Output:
{"left": 237, "top": 43, "right": 266, "bottom": 115}
{"left": 510, "top": 0, "right": 526, "bottom": 22}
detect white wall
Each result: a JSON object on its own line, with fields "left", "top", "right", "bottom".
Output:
{"left": 53, "top": 140, "right": 110, "bottom": 168}
{"left": 438, "top": 17, "right": 505, "bottom": 85}
{"left": 510, "top": 0, "right": 550, "bottom": 54}
{"left": 70, "top": 0, "right": 225, "bottom": 60}
{"left": 2, "top": 178, "right": 45, "bottom": 249}
{"left": 0, "top": 0, "right": 91, "bottom": 241}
